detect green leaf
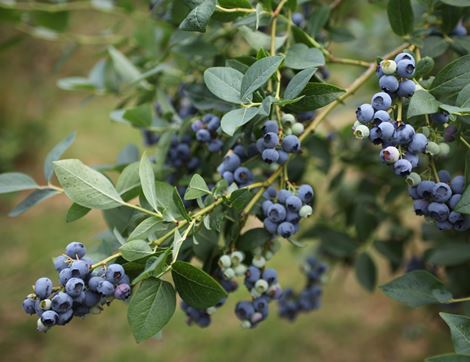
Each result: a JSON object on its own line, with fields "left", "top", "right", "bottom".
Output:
{"left": 127, "top": 278, "right": 176, "bottom": 342}
{"left": 354, "top": 252, "right": 377, "bottom": 292}
{"left": 133, "top": 249, "right": 172, "bottom": 285}
{"left": 457, "top": 84, "right": 470, "bottom": 107}
{"left": 0, "top": 172, "right": 38, "bottom": 194}
{"left": 155, "top": 182, "right": 189, "bottom": 222}
{"left": 387, "top": 0, "right": 414, "bottom": 36}
{"left": 429, "top": 243, "right": 470, "bottom": 266}
{"left": 179, "top": 0, "right": 216, "bottom": 32}
{"left": 221, "top": 107, "right": 259, "bottom": 136}
{"left": 240, "top": 55, "right": 283, "bottom": 102}
{"left": 66, "top": 203, "right": 91, "bottom": 223}
{"left": 440, "top": 313, "right": 470, "bottom": 355}
{"left": 54, "top": 159, "right": 124, "bottom": 210}
{"left": 439, "top": 0, "right": 470, "bottom": 6}
{"left": 414, "top": 56, "right": 435, "bottom": 79}
{"left": 184, "top": 174, "right": 210, "bottom": 200}
{"left": 128, "top": 217, "right": 170, "bottom": 241}
{"left": 108, "top": 46, "right": 146, "bottom": 86}
{"left": 307, "top": 5, "right": 330, "bottom": 35}
{"left": 381, "top": 270, "right": 453, "bottom": 308}
{"left": 431, "top": 55, "right": 470, "bottom": 99}
{"left": 238, "top": 26, "right": 287, "bottom": 52}
{"left": 407, "top": 89, "right": 440, "bottom": 118}
{"left": 230, "top": 189, "right": 253, "bottom": 210}
{"left": 284, "top": 43, "right": 325, "bottom": 70}
{"left": 286, "top": 83, "right": 344, "bottom": 113}
{"left": 422, "top": 36, "right": 449, "bottom": 58}
{"left": 44, "top": 132, "right": 76, "bottom": 182}
{"left": 171, "top": 261, "right": 228, "bottom": 309}
{"left": 9, "top": 189, "right": 59, "bottom": 217}
{"left": 455, "top": 186, "right": 470, "bottom": 215}
{"left": 116, "top": 162, "right": 140, "bottom": 198}
{"left": 139, "top": 154, "right": 159, "bottom": 212}
{"left": 426, "top": 354, "right": 470, "bottom": 362}
{"left": 122, "top": 104, "right": 152, "bottom": 128}
{"left": 120, "top": 239, "right": 153, "bottom": 261}
{"left": 57, "top": 77, "right": 96, "bottom": 91}
{"left": 204, "top": 67, "right": 245, "bottom": 104}
{"left": 284, "top": 67, "right": 317, "bottom": 99}
{"left": 236, "top": 228, "right": 272, "bottom": 252}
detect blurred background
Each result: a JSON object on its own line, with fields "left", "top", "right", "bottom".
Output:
{"left": 0, "top": 1, "right": 456, "bottom": 361}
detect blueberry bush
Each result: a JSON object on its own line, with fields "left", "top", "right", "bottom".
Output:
{"left": 2, "top": 0, "right": 470, "bottom": 359}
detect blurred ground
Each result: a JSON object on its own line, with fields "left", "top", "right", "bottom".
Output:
{"left": 0, "top": 7, "right": 454, "bottom": 362}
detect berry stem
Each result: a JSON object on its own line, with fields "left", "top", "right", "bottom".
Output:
{"left": 125, "top": 203, "right": 164, "bottom": 219}
{"left": 215, "top": 5, "right": 256, "bottom": 13}
{"left": 460, "top": 136, "right": 470, "bottom": 150}
{"left": 429, "top": 156, "right": 440, "bottom": 182}
{"left": 449, "top": 296, "right": 470, "bottom": 303}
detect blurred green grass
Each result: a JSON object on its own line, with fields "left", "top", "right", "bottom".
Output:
{"left": 0, "top": 16, "right": 454, "bottom": 362}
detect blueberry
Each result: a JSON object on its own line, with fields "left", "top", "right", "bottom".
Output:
{"left": 114, "top": 284, "right": 131, "bottom": 300}
{"left": 450, "top": 22, "right": 467, "bottom": 37}
{"left": 51, "top": 292, "right": 73, "bottom": 313}
{"left": 356, "top": 104, "right": 375, "bottom": 124}
{"left": 376, "top": 64, "right": 384, "bottom": 78}
{"left": 262, "top": 200, "right": 274, "bottom": 215}
{"left": 97, "top": 280, "right": 115, "bottom": 296}
{"left": 53, "top": 255, "right": 69, "bottom": 272}
{"left": 65, "top": 241, "right": 86, "bottom": 259}
{"left": 380, "top": 146, "right": 400, "bottom": 164}
{"left": 263, "top": 186, "right": 277, "bottom": 200}
{"left": 277, "top": 222, "right": 296, "bottom": 238}
{"left": 404, "top": 152, "right": 419, "bottom": 168}
{"left": 57, "top": 309, "right": 74, "bottom": 326}
{"left": 264, "top": 218, "right": 278, "bottom": 234}
{"left": 450, "top": 176, "right": 465, "bottom": 194}
{"left": 394, "top": 159, "right": 413, "bottom": 176}
{"left": 262, "top": 268, "right": 277, "bottom": 284}
{"left": 84, "top": 290, "right": 101, "bottom": 307}
{"left": 373, "top": 110, "right": 391, "bottom": 123}
{"left": 59, "top": 268, "right": 72, "bottom": 286}
{"left": 234, "top": 167, "right": 253, "bottom": 185}
{"left": 298, "top": 184, "right": 314, "bottom": 203}
{"left": 396, "top": 59, "right": 415, "bottom": 78}
{"left": 299, "top": 205, "right": 313, "bottom": 218}
{"left": 286, "top": 210, "right": 301, "bottom": 223}
{"left": 369, "top": 127, "right": 383, "bottom": 144}
{"left": 263, "top": 120, "right": 279, "bottom": 134}
{"left": 34, "top": 277, "right": 53, "bottom": 299}
{"left": 409, "top": 186, "right": 419, "bottom": 200}
{"left": 428, "top": 202, "right": 450, "bottom": 222}
{"left": 222, "top": 154, "right": 241, "bottom": 172}
{"left": 292, "top": 122, "right": 305, "bottom": 136}
{"left": 377, "top": 122, "right": 395, "bottom": 141}
{"left": 65, "top": 278, "right": 84, "bottom": 297}
{"left": 408, "top": 133, "right": 428, "bottom": 153}
{"left": 277, "top": 150, "right": 289, "bottom": 164}
{"left": 449, "top": 211, "right": 464, "bottom": 224}
{"left": 70, "top": 260, "right": 89, "bottom": 279}
{"left": 394, "top": 52, "right": 415, "bottom": 64}
{"left": 277, "top": 189, "right": 292, "bottom": 204}
{"left": 397, "top": 79, "right": 416, "bottom": 97}
{"left": 282, "top": 135, "right": 301, "bottom": 153}
{"left": 262, "top": 149, "right": 280, "bottom": 164}
{"left": 256, "top": 138, "right": 266, "bottom": 153}
{"left": 253, "top": 297, "right": 269, "bottom": 317}
{"left": 191, "top": 120, "right": 204, "bottom": 132}
{"left": 286, "top": 196, "right": 302, "bottom": 212}
{"left": 448, "top": 194, "right": 462, "bottom": 209}
{"left": 263, "top": 132, "right": 279, "bottom": 148}
{"left": 292, "top": 12, "right": 305, "bottom": 27}
{"left": 417, "top": 180, "right": 436, "bottom": 199}
{"left": 196, "top": 129, "right": 211, "bottom": 142}
{"left": 354, "top": 125, "right": 370, "bottom": 139}
{"left": 176, "top": 143, "right": 191, "bottom": 159}
{"left": 41, "top": 310, "right": 59, "bottom": 327}
{"left": 444, "top": 125, "right": 458, "bottom": 142}
{"left": 105, "top": 264, "right": 125, "bottom": 284}
{"left": 371, "top": 92, "right": 392, "bottom": 111}
{"left": 430, "top": 111, "right": 449, "bottom": 124}
{"left": 454, "top": 217, "right": 470, "bottom": 231}
{"left": 208, "top": 139, "right": 223, "bottom": 152}
{"left": 222, "top": 171, "right": 234, "bottom": 184}
{"left": 23, "top": 297, "right": 36, "bottom": 315}
{"left": 437, "top": 221, "right": 454, "bottom": 231}
{"left": 413, "top": 199, "right": 429, "bottom": 216}
{"left": 73, "top": 305, "right": 90, "bottom": 317}
{"left": 267, "top": 203, "right": 287, "bottom": 223}
{"left": 395, "top": 124, "right": 415, "bottom": 145}
{"left": 245, "top": 266, "right": 261, "bottom": 285}
{"left": 432, "top": 182, "right": 453, "bottom": 203}
{"left": 380, "top": 59, "right": 397, "bottom": 75}
{"left": 379, "top": 75, "right": 399, "bottom": 93}
{"left": 235, "top": 301, "right": 255, "bottom": 321}
{"left": 88, "top": 276, "right": 104, "bottom": 292}
{"left": 207, "top": 116, "right": 220, "bottom": 132}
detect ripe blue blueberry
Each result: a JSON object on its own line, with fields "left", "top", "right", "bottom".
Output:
{"left": 450, "top": 22, "right": 467, "bottom": 37}
{"left": 88, "top": 276, "right": 104, "bottom": 292}
{"left": 59, "top": 268, "right": 72, "bottom": 286}
{"left": 277, "top": 189, "right": 292, "bottom": 204}
{"left": 277, "top": 222, "right": 296, "bottom": 238}
{"left": 222, "top": 171, "right": 234, "bottom": 184}
{"left": 395, "top": 124, "right": 415, "bottom": 145}
{"left": 298, "top": 184, "right": 314, "bottom": 204}
{"left": 222, "top": 154, "right": 241, "bottom": 172}
{"left": 286, "top": 196, "right": 302, "bottom": 212}
{"left": 379, "top": 75, "right": 399, "bottom": 93}
{"left": 253, "top": 296, "right": 269, "bottom": 316}
{"left": 97, "top": 280, "right": 115, "bottom": 297}
{"left": 208, "top": 139, "right": 223, "bottom": 152}
{"left": 286, "top": 210, "right": 301, "bottom": 224}
{"left": 23, "top": 298, "right": 36, "bottom": 315}
{"left": 53, "top": 255, "right": 69, "bottom": 272}
{"left": 245, "top": 266, "right": 261, "bottom": 285}
{"left": 397, "top": 79, "right": 416, "bottom": 98}
{"left": 403, "top": 152, "right": 419, "bottom": 168}
{"left": 105, "top": 264, "right": 125, "bottom": 284}
{"left": 263, "top": 218, "right": 278, "bottom": 234}
{"left": 34, "top": 277, "right": 53, "bottom": 299}
{"left": 263, "top": 186, "right": 277, "bottom": 200}
{"left": 394, "top": 159, "right": 413, "bottom": 176}
{"left": 377, "top": 121, "right": 395, "bottom": 141}
{"left": 428, "top": 202, "right": 450, "bottom": 222}
{"left": 262, "top": 200, "right": 274, "bottom": 214}
{"left": 449, "top": 211, "right": 464, "bottom": 224}
{"left": 373, "top": 110, "right": 391, "bottom": 123}
{"left": 41, "top": 310, "right": 59, "bottom": 327}
{"left": 65, "top": 241, "right": 86, "bottom": 259}
{"left": 262, "top": 269, "right": 278, "bottom": 284}
{"left": 70, "top": 260, "right": 89, "bottom": 279}
{"left": 448, "top": 194, "right": 462, "bottom": 209}
{"left": 235, "top": 301, "right": 255, "bottom": 321}
{"left": 430, "top": 111, "right": 449, "bottom": 124}
{"left": 114, "top": 284, "right": 132, "bottom": 300}
{"left": 191, "top": 120, "right": 204, "bottom": 132}
{"left": 256, "top": 138, "right": 266, "bottom": 153}
{"left": 291, "top": 12, "right": 305, "bottom": 27}
{"left": 371, "top": 92, "right": 392, "bottom": 111}
{"left": 263, "top": 132, "right": 279, "bottom": 148}
{"left": 396, "top": 59, "right": 415, "bottom": 78}
{"left": 450, "top": 176, "right": 465, "bottom": 194}
{"left": 408, "top": 133, "right": 428, "bottom": 153}
{"left": 57, "top": 309, "right": 74, "bottom": 326}
{"left": 234, "top": 167, "right": 253, "bottom": 185}
{"left": 413, "top": 199, "right": 429, "bottom": 216}
{"left": 263, "top": 120, "right": 279, "bottom": 134}
{"left": 207, "top": 116, "right": 220, "bottom": 132}
{"left": 262, "top": 149, "right": 279, "bottom": 164}
{"left": 282, "top": 135, "right": 301, "bottom": 153}
{"left": 267, "top": 204, "right": 287, "bottom": 223}
{"left": 65, "top": 278, "right": 85, "bottom": 298}
{"left": 51, "top": 292, "right": 73, "bottom": 313}
{"left": 395, "top": 52, "right": 415, "bottom": 64}
{"left": 356, "top": 104, "right": 375, "bottom": 124}
{"left": 432, "top": 182, "right": 453, "bottom": 203}
{"left": 84, "top": 290, "right": 101, "bottom": 307}
{"left": 417, "top": 180, "right": 436, "bottom": 199}
{"left": 277, "top": 150, "right": 289, "bottom": 164}
{"left": 196, "top": 129, "right": 211, "bottom": 142}
{"left": 409, "top": 186, "right": 419, "bottom": 200}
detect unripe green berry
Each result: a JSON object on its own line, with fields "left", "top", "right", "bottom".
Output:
{"left": 253, "top": 247, "right": 263, "bottom": 256}
{"left": 252, "top": 255, "right": 266, "bottom": 268}
{"left": 241, "top": 320, "right": 252, "bottom": 329}
{"left": 354, "top": 125, "right": 370, "bottom": 139}
{"left": 250, "top": 288, "right": 261, "bottom": 298}
{"left": 282, "top": 113, "right": 296, "bottom": 125}
{"left": 255, "top": 279, "right": 269, "bottom": 294}
{"left": 425, "top": 141, "right": 440, "bottom": 156}
{"left": 291, "top": 122, "right": 305, "bottom": 136}
{"left": 40, "top": 299, "right": 52, "bottom": 310}
{"left": 284, "top": 127, "right": 293, "bottom": 136}
{"left": 230, "top": 251, "right": 245, "bottom": 266}
{"left": 380, "top": 60, "right": 397, "bottom": 75}
{"left": 421, "top": 126, "right": 431, "bottom": 137}
{"left": 223, "top": 268, "right": 235, "bottom": 279}
{"left": 37, "top": 319, "right": 48, "bottom": 333}
{"left": 270, "top": 240, "right": 281, "bottom": 253}
{"left": 206, "top": 306, "right": 217, "bottom": 315}
{"left": 299, "top": 205, "right": 313, "bottom": 218}
{"left": 406, "top": 172, "right": 422, "bottom": 186}
{"left": 264, "top": 251, "right": 273, "bottom": 260}
{"left": 218, "top": 254, "right": 231, "bottom": 269}
{"left": 234, "top": 264, "right": 247, "bottom": 276}
{"left": 438, "top": 143, "right": 450, "bottom": 157}
{"left": 352, "top": 120, "right": 361, "bottom": 131}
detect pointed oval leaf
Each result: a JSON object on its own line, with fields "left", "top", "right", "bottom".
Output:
{"left": 9, "top": 189, "right": 60, "bottom": 217}
{"left": 240, "top": 56, "right": 283, "bottom": 102}
{"left": 0, "top": 172, "right": 38, "bottom": 194}
{"left": 204, "top": 67, "right": 245, "bottom": 104}
{"left": 44, "top": 132, "right": 76, "bottom": 182}
{"left": 284, "top": 67, "right": 317, "bottom": 100}
{"left": 221, "top": 107, "right": 259, "bottom": 136}
{"left": 139, "top": 154, "right": 159, "bottom": 212}
{"left": 120, "top": 239, "right": 153, "bottom": 261}
{"left": 285, "top": 44, "right": 325, "bottom": 70}
{"left": 440, "top": 313, "right": 470, "bottom": 355}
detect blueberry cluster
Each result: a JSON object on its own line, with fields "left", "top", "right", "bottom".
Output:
{"left": 217, "top": 144, "right": 257, "bottom": 187}
{"left": 166, "top": 135, "right": 200, "bottom": 177}
{"left": 191, "top": 114, "right": 223, "bottom": 152}
{"left": 22, "top": 242, "right": 131, "bottom": 332}
{"left": 256, "top": 120, "right": 301, "bottom": 165}
{"left": 180, "top": 268, "right": 238, "bottom": 328}
{"left": 262, "top": 185, "right": 314, "bottom": 239}
{"left": 278, "top": 256, "right": 326, "bottom": 321}
{"left": 409, "top": 172, "right": 470, "bottom": 231}
{"left": 234, "top": 266, "right": 282, "bottom": 328}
